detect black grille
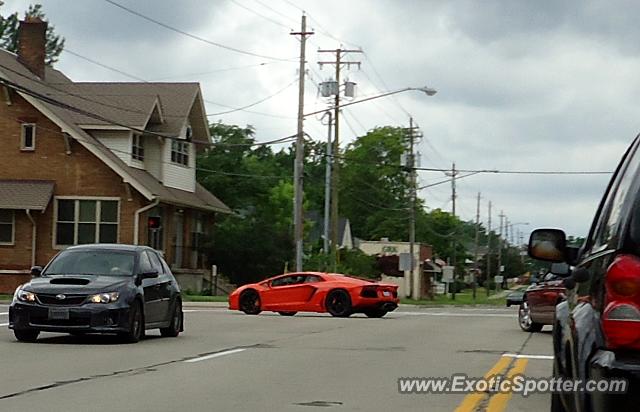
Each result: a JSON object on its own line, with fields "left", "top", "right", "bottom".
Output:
{"left": 37, "top": 294, "right": 87, "bottom": 306}
{"left": 29, "top": 316, "right": 90, "bottom": 327}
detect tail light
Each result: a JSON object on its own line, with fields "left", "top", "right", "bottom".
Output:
{"left": 602, "top": 254, "right": 640, "bottom": 349}
{"left": 361, "top": 286, "right": 378, "bottom": 298}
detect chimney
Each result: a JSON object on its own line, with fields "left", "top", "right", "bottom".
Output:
{"left": 17, "top": 17, "right": 47, "bottom": 79}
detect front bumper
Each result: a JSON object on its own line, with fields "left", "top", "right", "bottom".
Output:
{"left": 589, "top": 349, "right": 640, "bottom": 411}
{"left": 9, "top": 301, "right": 132, "bottom": 333}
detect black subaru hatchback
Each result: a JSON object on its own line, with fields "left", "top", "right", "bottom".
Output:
{"left": 9, "top": 244, "right": 183, "bottom": 343}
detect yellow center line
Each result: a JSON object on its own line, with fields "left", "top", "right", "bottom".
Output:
{"left": 454, "top": 356, "right": 512, "bottom": 412}
{"left": 486, "top": 358, "right": 529, "bottom": 412}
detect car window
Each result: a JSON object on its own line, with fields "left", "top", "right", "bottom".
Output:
{"left": 138, "top": 250, "right": 153, "bottom": 274}
{"left": 45, "top": 250, "right": 135, "bottom": 276}
{"left": 305, "top": 275, "right": 322, "bottom": 283}
{"left": 271, "top": 275, "right": 306, "bottom": 287}
{"left": 590, "top": 139, "right": 640, "bottom": 251}
{"left": 146, "top": 251, "right": 165, "bottom": 274}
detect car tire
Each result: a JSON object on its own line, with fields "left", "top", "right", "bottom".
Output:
{"left": 551, "top": 362, "right": 567, "bottom": 412}
{"left": 14, "top": 329, "right": 39, "bottom": 342}
{"left": 120, "top": 300, "right": 144, "bottom": 343}
{"left": 518, "top": 301, "right": 543, "bottom": 332}
{"left": 278, "top": 311, "right": 297, "bottom": 316}
{"left": 239, "top": 289, "right": 262, "bottom": 315}
{"left": 325, "top": 290, "right": 352, "bottom": 317}
{"left": 160, "top": 300, "right": 183, "bottom": 337}
{"left": 364, "top": 309, "right": 388, "bottom": 318}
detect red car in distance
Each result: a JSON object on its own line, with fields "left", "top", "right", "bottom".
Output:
{"left": 517, "top": 267, "right": 568, "bottom": 332}
{"left": 229, "top": 272, "right": 399, "bottom": 318}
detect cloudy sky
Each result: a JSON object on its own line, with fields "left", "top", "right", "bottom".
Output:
{"left": 3, "top": 0, "right": 639, "bottom": 241}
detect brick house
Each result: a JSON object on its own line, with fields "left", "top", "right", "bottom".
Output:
{"left": 0, "top": 19, "right": 231, "bottom": 293}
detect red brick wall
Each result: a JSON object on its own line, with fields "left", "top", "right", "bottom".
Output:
{"left": 0, "top": 273, "right": 30, "bottom": 294}
{"left": 0, "top": 91, "right": 146, "bottom": 273}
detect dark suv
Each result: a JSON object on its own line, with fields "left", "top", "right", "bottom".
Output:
{"left": 9, "top": 244, "right": 183, "bottom": 343}
{"left": 529, "top": 134, "right": 640, "bottom": 411}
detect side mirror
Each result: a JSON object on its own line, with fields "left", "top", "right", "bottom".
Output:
{"left": 30, "top": 266, "right": 43, "bottom": 277}
{"left": 140, "top": 270, "right": 159, "bottom": 279}
{"left": 528, "top": 229, "right": 567, "bottom": 262}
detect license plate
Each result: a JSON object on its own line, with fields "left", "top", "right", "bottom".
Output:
{"left": 383, "top": 291, "right": 391, "bottom": 297}
{"left": 48, "top": 308, "right": 69, "bottom": 320}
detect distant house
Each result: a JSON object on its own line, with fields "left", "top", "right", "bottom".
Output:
{"left": 305, "top": 210, "right": 353, "bottom": 250}
{"left": 0, "top": 18, "right": 230, "bottom": 293}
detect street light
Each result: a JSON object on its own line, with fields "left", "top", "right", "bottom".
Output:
{"left": 303, "top": 86, "right": 437, "bottom": 117}
{"left": 300, "top": 86, "right": 437, "bottom": 273}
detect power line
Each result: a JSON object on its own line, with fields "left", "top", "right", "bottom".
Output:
{"left": 148, "top": 62, "right": 275, "bottom": 80}
{"left": 63, "top": 49, "right": 295, "bottom": 120}
{"left": 229, "top": 0, "right": 293, "bottom": 30}
{"left": 104, "top": 0, "right": 296, "bottom": 62}
{"left": 207, "top": 78, "right": 297, "bottom": 116}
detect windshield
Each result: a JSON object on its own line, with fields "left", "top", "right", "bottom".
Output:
{"left": 44, "top": 250, "right": 136, "bottom": 276}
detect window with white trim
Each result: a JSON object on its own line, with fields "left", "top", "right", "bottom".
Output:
{"left": 132, "top": 134, "right": 144, "bottom": 161}
{"left": 0, "top": 209, "right": 14, "bottom": 244}
{"left": 171, "top": 140, "right": 189, "bottom": 166}
{"left": 55, "top": 199, "right": 119, "bottom": 246}
{"left": 21, "top": 123, "right": 35, "bottom": 151}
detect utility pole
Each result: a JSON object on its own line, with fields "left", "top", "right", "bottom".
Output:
{"left": 447, "top": 163, "right": 458, "bottom": 217}
{"left": 446, "top": 162, "right": 458, "bottom": 299}
{"left": 497, "top": 211, "right": 505, "bottom": 284}
{"left": 318, "top": 47, "right": 362, "bottom": 271}
{"left": 486, "top": 201, "right": 492, "bottom": 296}
{"left": 322, "top": 111, "right": 332, "bottom": 258}
{"left": 291, "top": 15, "right": 314, "bottom": 272}
{"left": 408, "top": 117, "right": 418, "bottom": 300}
{"left": 472, "top": 192, "right": 481, "bottom": 300}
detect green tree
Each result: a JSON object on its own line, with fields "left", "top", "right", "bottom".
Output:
{"left": 0, "top": 4, "right": 65, "bottom": 65}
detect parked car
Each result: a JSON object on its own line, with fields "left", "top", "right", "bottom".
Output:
{"left": 229, "top": 272, "right": 399, "bottom": 318}
{"left": 8, "top": 244, "right": 183, "bottom": 343}
{"left": 515, "top": 270, "right": 567, "bottom": 332}
{"left": 529, "top": 134, "right": 640, "bottom": 411}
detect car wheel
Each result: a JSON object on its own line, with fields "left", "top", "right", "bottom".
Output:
{"left": 278, "top": 311, "right": 297, "bottom": 316}
{"left": 160, "top": 300, "right": 183, "bottom": 337}
{"left": 239, "top": 289, "right": 262, "bottom": 315}
{"left": 325, "top": 290, "right": 352, "bottom": 317}
{"left": 518, "top": 301, "right": 543, "bottom": 332}
{"left": 14, "top": 329, "right": 39, "bottom": 342}
{"left": 120, "top": 300, "right": 144, "bottom": 343}
{"left": 364, "top": 309, "right": 388, "bottom": 318}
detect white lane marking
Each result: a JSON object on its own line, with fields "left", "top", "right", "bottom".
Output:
{"left": 502, "top": 353, "right": 554, "bottom": 360}
{"left": 0, "top": 312, "right": 8, "bottom": 315}
{"left": 394, "top": 311, "right": 513, "bottom": 318}
{"left": 0, "top": 323, "right": 8, "bottom": 327}
{"left": 183, "top": 309, "right": 227, "bottom": 313}
{"left": 184, "top": 348, "right": 246, "bottom": 363}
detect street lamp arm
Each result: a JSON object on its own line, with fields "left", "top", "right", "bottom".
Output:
{"left": 303, "top": 86, "right": 436, "bottom": 118}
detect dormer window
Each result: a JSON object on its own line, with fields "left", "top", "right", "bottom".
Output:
{"left": 132, "top": 134, "right": 144, "bottom": 161}
{"left": 21, "top": 123, "right": 35, "bottom": 151}
{"left": 171, "top": 140, "right": 189, "bottom": 166}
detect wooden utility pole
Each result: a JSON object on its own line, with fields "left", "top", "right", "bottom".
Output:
{"left": 291, "top": 15, "right": 313, "bottom": 272}
{"left": 472, "top": 192, "right": 481, "bottom": 300}
{"left": 318, "top": 47, "right": 361, "bottom": 271}
{"left": 408, "top": 117, "right": 418, "bottom": 300}
{"left": 486, "top": 201, "right": 492, "bottom": 296}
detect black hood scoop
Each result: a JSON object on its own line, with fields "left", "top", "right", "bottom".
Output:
{"left": 49, "top": 278, "right": 91, "bottom": 285}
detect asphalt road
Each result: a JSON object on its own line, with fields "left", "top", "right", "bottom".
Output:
{"left": 0, "top": 303, "right": 553, "bottom": 412}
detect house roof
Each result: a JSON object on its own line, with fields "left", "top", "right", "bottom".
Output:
{"left": 0, "top": 49, "right": 230, "bottom": 214}
{"left": 305, "top": 210, "right": 350, "bottom": 246}
{"left": 0, "top": 180, "right": 54, "bottom": 210}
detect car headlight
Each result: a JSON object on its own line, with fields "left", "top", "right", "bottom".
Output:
{"left": 88, "top": 292, "right": 119, "bottom": 304}
{"left": 15, "top": 289, "right": 36, "bottom": 303}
